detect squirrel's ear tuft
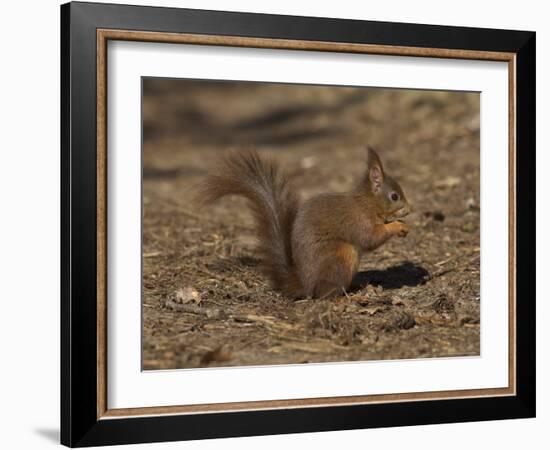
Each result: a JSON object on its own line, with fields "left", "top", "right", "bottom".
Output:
{"left": 366, "top": 146, "right": 385, "bottom": 193}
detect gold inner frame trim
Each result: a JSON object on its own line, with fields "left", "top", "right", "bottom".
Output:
{"left": 96, "top": 28, "right": 517, "bottom": 420}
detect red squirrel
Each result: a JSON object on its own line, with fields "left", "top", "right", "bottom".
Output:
{"left": 198, "top": 147, "right": 411, "bottom": 299}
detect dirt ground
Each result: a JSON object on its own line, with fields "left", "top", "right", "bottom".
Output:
{"left": 142, "top": 78, "right": 480, "bottom": 370}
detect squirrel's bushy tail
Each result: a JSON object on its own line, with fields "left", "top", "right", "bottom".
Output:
{"left": 197, "top": 150, "right": 302, "bottom": 297}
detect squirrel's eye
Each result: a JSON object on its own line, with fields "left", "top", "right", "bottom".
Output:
{"left": 390, "top": 192, "right": 399, "bottom": 202}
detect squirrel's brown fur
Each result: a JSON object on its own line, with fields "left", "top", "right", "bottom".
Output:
{"left": 197, "top": 151, "right": 301, "bottom": 296}
{"left": 198, "top": 148, "right": 411, "bottom": 299}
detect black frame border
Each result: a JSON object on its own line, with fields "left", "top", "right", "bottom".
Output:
{"left": 61, "top": 2, "right": 535, "bottom": 447}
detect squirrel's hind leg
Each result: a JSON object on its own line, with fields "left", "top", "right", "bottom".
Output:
{"left": 311, "top": 242, "right": 359, "bottom": 299}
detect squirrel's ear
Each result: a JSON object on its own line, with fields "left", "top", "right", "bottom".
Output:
{"left": 367, "top": 146, "right": 385, "bottom": 193}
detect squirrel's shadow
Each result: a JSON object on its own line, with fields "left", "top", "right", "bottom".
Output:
{"left": 351, "top": 262, "right": 429, "bottom": 290}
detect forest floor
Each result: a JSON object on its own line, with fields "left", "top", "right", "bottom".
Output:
{"left": 141, "top": 79, "right": 480, "bottom": 370}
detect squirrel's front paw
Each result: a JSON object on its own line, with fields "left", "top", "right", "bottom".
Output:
{"left": 389, "top": 221, "right": 409, "bottom": 237}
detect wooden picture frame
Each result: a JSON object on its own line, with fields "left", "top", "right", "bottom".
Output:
{"left": 61, "top": 1, "right": 535, "bottom": 447}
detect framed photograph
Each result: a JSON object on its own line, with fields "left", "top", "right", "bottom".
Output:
{"left": 61, "top": 1, "right": 535, "bottom": 447}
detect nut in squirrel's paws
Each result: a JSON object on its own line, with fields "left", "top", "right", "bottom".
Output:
{"left": 392, "top": 220, "right": 409, "bottom": 237}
